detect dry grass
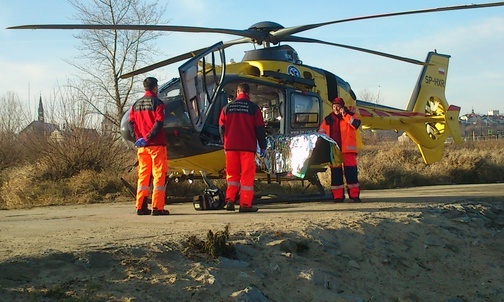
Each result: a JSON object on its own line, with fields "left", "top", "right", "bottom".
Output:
{"left": 0, "top": 138, "right": 502, "bottom": 210}
{"left": 356, "top": 139, "right": 504, "bottom": 189}
{"left": 0, "top": 166, "right": 130, "bottom": 209}
{"left": 183, "top": 224, "right": 236, "bottom": 260}
{"left": 0, "top": 133, "right": 134, "bottom": 210}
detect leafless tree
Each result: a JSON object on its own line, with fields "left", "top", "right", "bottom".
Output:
{"left": 0, "top": 92, "right": 31, "bottom": 136}
{"left": 43, "top": 81, "right": 100, "bottom": 130}
{"left": 358, "top": 88, "right": 383, "bottom": 104}
{"left": 0, "top": 92, "right": 31, "bottom": 169}
{"left": 67, "top": 0, "right": 167, "bottom": 130}
{"left": 15, "top": 83, "right": 133, "bottom": 178}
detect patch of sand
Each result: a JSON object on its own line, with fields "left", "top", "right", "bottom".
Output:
{"left": 0, "top": 184, "right": 503, "bottom": 301}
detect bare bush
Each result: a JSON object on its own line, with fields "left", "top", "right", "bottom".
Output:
{"left": 0, "top": 133, "right": 135, "bottom": 209}
{"left": 0, "top": 92, "right": 31, "bottom": 170}
{"left": 356, "top": 140, "right": 504, "bottom": 189}
{"left": 0, "top": 165, "right": 131, "bottom": 209}
{"left": 20, "top": 131, "right": 131, "bottom": 180}
{"left": 2, "top": 135, "right": 503, "bottom": 210}
{"left": 0, "top": 82, "right": 140, "bottom": 209}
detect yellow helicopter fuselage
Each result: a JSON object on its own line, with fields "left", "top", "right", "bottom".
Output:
{"left": 143, "top": 46, "right": 461, "bottom": 179}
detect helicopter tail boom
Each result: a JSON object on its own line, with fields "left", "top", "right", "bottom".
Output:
{"left": 411, "top": 104, "right": 461, "bottom": 164}
{"left": 403, "top": 51, "right": 462, "bottom": 164}
{"left": 357, "top": 51, "right": 462, "bottom": 164}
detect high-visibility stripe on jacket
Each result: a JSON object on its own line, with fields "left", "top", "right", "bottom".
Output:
{"left": 129, "top": 92, "right": 167, "bottom": 146}
{"left": 218, "top": 94, "right": 267, "bottom": 152}
{"left": 319, "top": 111, "right": 361, "bottom": 154}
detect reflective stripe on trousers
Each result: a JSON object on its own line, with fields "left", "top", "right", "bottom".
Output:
{"left": 225, "top": 150, "right": 256, "bottom": 207}
{"left": 330, "top": 153, "right": 360, "bottom": 199}
{"left": 136, "top": 146, "right": 168, "bottom": 210}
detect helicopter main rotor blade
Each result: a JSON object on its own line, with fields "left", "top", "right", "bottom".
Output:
{"left": 283, "top": 36, "right": 428, "bottom": 66}
{"left": 8, "top": 2, "right": 504, "bottom": 47}
{"left": 120, "top": 37, "right": 253, "bottom": 79}
{"left": 271, "top": 2, "right": 504, "bottom": 41}
{"left": 7, "top": 24, "right": 263, "bottom": 40}
{"left": 8, "top": 2, "right": 503, "bottom": 67}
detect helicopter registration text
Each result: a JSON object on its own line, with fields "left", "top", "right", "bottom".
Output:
{"left": 424, "top": 76, "right": 445, "bottom": 87}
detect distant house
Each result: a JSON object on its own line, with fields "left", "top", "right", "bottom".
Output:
{"left": 60, "top": 125, "right": 99, "bottom": 140}
{"left": 459, "top": 109, "right": 482, "bottom": 124}
{"left": 488, "top": 110, "right": 499, "bottom": 116}
{"left": 18, "top": 97, "right": 58, "bottom": 140}
{"left": 18, "top": 120, "right": 60, "bottom": 138}
{"left": 18, "top": 96, "right": 99, "bottom": 141}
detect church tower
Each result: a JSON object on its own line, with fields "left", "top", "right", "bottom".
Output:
{"left": 38, "top": 95, "right": 44, "bottom": 123}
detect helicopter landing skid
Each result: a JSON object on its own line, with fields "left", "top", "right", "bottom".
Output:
{"left": 121, "top": 171, "right": 331, "bottom": 206}
{"left": 254, "top": 193, "right": 332, "bottom": 204}
{"left": 120, "top": 177, "right": 136, "bottom": 198}
{"left": 121, "top": 176, "right": 195, "bottom": 204}
{"left": 254, "top": 172, "right": 331, "bottom": 204}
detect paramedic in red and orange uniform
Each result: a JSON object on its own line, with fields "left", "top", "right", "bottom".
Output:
{"left": 129, "top": 77, "right": 169, "bottom": 216}
{"left": 319, "top": 97, "right": 362, "bottom": 203}
{"left": 219, "top": 82, "right": 267, "bottom": 212}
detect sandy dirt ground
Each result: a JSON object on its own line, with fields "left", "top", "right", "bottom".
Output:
{"left": 0, "top": 183, "right": 503, "bottom": 301}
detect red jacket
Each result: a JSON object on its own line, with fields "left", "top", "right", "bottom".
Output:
{"left": 129, "top": 91, "right": 166, "bottom": 146}
{"left": 319, "top": 111, "right": 361, "bottom": 153}
{"left": 218, "top": 93, "right": 267, "bottom": 152}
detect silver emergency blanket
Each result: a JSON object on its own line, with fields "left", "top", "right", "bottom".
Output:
{"left": 256, "top": 132, "right": 340, "bottom": 179}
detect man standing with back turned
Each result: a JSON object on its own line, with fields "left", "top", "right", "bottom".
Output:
{"left": 219, "top": 82, "right": 267, "bottom": 212}
{"left": 129, "top": 77, "right": 169, "bottom": 216}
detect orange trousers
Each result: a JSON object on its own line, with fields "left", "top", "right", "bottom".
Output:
{"left": 136, "top": 146, "right": 168, "bottom": 210}
{"left": 225, "top": 151, "right": 256, "bottom": 207}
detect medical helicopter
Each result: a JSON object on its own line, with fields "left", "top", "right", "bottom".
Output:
{"left": 8, "top": 2, "right": 504, "bottom": 202}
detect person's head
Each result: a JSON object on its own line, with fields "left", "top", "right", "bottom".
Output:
{"left": 332, "top": 97, "right": 345, "bottom": 112}
{"left": 236, "top": 82, "right": 250, "bottom": 95}
{"left": 143, "top": 77, "right": 159, "bottom": 93}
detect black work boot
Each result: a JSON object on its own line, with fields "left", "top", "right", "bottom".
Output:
{"left": 137, "top": 197, "right": 151, "bottom": 215}
{"left": 137, "top": 208, "right": 152, "bottom": 215}
{"left": 225, "top": 201, "right": 236, "bottom": 211}
{"left": 152, "top": 209, "right": 170, "bottom": 216}
{"left": 238, "top": 206, "right": 259, "bottom": 213}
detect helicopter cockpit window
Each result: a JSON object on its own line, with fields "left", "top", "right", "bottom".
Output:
{"left": 162, "top": 95, "right": 191, "bottom": 128}
{"left": 290, "top": 93, "right": 320, "bottom": 129}
{"left": 164, "top": 88, "right": 180, "bottom": 98}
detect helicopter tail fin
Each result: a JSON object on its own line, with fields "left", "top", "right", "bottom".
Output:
{"left": 404, "top": 51, "right": 462, "bottom": 164}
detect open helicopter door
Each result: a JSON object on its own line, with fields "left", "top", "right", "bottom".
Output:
{"left": 178, "top": 42, "right": 226, "bottom": 134}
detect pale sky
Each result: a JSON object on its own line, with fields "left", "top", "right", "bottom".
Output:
{"left": 1, "top": 0, "right": 503, "bottom": 118}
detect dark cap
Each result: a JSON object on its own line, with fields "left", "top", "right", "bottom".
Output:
{"left": 332, "top": 97, "right": 345, "bottom": 107}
